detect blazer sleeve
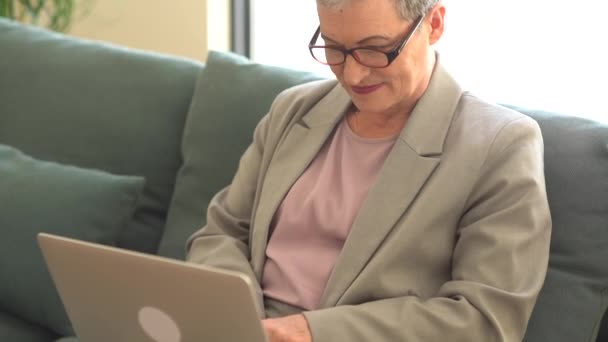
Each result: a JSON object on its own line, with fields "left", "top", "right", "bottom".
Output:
{"left": 303, "top": 117, "right": 552, "bottom": 341}
{"left": 186, "top": 111, "right": 271, "bottom": 318}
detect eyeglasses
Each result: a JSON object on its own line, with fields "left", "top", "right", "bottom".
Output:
{"left": 308, "top": 14, "right": 426, "bottom": 68}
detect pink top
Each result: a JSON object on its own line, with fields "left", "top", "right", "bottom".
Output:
{"left": 262, "top": 116, "right": 398, "bottom": 310}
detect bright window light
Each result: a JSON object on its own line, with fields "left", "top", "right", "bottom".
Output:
{"left": 250, "top": 0, "right": 607, "bottom": 123}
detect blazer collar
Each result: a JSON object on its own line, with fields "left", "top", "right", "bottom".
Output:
{"left": 400, "top": 60, "right": 462, "bottom": 156}
{"left": 300, "top": 81, "right": 351, "bottom": 128}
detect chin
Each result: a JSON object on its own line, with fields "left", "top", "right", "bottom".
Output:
{"left": 351, "top": 96, "right": 393, "bottom": 114}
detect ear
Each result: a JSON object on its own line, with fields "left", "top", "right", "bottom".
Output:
{"left": 428, "top": 4, "right": 446, "bottom": 45}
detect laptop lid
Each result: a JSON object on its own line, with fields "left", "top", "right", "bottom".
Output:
{"left": 37, "top": 233, "right": 268, "bottom": 342}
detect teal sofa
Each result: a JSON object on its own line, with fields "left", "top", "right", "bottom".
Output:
{"left": 1, "top": 18, "right": 607, "bottom": 342}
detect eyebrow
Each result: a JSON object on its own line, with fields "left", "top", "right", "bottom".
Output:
{"left": 320, "top": 33, "right": 392, "bottom": 46}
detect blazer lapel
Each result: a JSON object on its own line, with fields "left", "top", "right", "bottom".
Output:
{"left": 319, "top": 61, "right": 464, "bottom": 307}
{"left": 251, "top": 83, "right": 352, "bottom": 275}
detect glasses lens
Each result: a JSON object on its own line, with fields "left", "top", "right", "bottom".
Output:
{"left": 353, "top": 49, "right": 390, "bottom": 68}
{"left": 310, "top": 47, "right": 344, "bottom": 65}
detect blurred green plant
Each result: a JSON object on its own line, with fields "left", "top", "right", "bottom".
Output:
{"left": 0, "top": 0, "right": 79, "bottom": 32}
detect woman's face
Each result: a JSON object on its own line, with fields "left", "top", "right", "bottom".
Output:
{"left": 316, "top": 0, "right": 444, "bottom": 116}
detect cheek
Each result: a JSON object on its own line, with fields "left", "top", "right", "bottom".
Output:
{"left": 390, "top": 48, "right": 427, "bottom": 91}
{"left": 381, "top": 63, "right": 415, "bottom": 94}
{"left": 329, "top": 65, "right": 343, "bottom": 79}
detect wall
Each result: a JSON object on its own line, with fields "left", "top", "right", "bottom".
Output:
{"left": 68, "top": 0, "right": 230, "bottom": 61}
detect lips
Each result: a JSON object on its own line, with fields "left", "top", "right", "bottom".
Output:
{"left": 351, "top": 84, "right": 382, "bottom": 95}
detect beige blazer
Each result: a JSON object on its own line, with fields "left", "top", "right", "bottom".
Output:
{"left": 187, "top": 62, "right": 552, "bottom": 342}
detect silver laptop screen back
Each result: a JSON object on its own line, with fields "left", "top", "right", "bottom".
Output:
{"left": 38, "top": 233, "right": 267, "bottom": 342}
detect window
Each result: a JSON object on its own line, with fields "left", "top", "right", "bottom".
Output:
{"left": 250, "top": 0, "right": 607, "bottom": 123}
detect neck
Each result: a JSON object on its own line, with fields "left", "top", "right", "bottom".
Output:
{"left": 347, "top": 108, "right": 408, "bottom": 139}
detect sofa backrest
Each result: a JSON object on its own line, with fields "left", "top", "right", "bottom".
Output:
{"left": 506, "top": 106, "right": 608, "bottom": 342}
{"left": 0, "top": 18, "right": 203, "bottom": 253}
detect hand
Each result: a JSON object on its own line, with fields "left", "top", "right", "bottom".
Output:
{"left": 262, "top": 314, "right": 313, "bottom": 342}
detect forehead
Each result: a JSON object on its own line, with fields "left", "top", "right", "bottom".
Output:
{"left": 317, "top": 0, "right": 408, "bottom": 42}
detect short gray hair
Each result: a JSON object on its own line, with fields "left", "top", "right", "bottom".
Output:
{"left": 316, "top": 0, "right": 439, "bottom": 21}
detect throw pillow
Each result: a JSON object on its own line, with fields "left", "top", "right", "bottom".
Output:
{"left": 0, "top": 144, "right": 145, "bottom": 336}
{"left": 157, "top": 50, "right": 325, "bottom": 259}
{"left": 0, "top": 18, "right": 203, "bottom": 255}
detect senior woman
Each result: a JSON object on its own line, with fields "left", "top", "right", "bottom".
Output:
{"left": 187, "top": 0, "right": 552, "bottom": 341}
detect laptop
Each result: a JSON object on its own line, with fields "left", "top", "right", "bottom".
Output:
{"left": 37, "top": 233, "right": 268, "bottom": 342}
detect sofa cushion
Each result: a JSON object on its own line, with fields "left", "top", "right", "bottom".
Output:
{"left": 158, "top": 50, "right": 325, "bottom": 259}
{"left": 598, "top": 311, "right": 608, "bottom": 342}
{"left": 506, "top": 107, "right": 608, "bottom": 342}
{"left": 0, "top": 310, "right": 57, "bottom": 342}
{"left": 0, "top": 18, "right": 202, "bottom": 254}
{"left": 0, "top": 144, "right": 145, "bottom": 336}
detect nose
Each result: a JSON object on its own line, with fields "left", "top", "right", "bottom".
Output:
{"left": 341, "top": 54, "right": 371, "bottom": 86}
